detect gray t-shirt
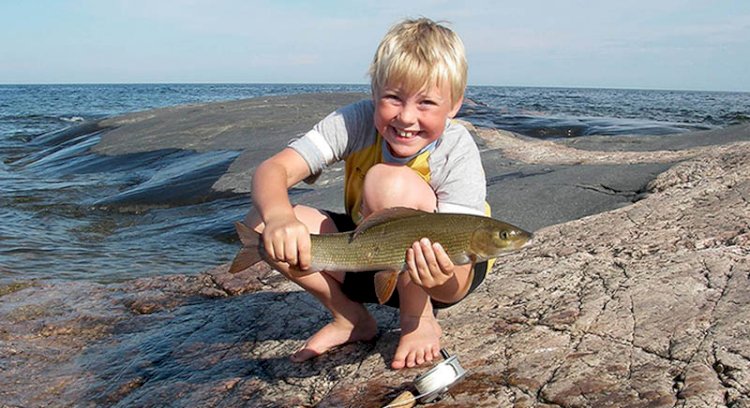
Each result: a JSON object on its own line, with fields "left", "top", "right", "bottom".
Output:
{"left": 289, "top": 99, "right": 487, "bottom": 217}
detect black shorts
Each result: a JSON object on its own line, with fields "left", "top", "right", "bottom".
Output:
{"left": 324, "top": 210, "right": 488, "bottom": 310}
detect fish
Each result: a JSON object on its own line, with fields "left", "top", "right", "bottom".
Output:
{"left": 229, "top": 207, "right": 532, "bottom": 304}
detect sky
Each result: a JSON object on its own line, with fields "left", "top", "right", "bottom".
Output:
{"left": 1, "top": 0, "right": 749, "bottom": 92}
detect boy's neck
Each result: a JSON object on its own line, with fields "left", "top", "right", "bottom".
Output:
{"left": 382, "top": 138, "right": 439, "bottom": 164}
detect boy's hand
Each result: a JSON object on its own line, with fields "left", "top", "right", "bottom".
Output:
{"left": 405, "top": 238, "right": 455, "bottom": 288}
{"left": 262, "top": 215, "right": 312, "bottom": 271}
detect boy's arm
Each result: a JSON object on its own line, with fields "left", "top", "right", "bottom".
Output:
{"left": 250, "top": 147, "right": 314, "bottom": 270}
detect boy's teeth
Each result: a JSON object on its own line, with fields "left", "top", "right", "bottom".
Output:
{"left": 397, "top": 130, "right": 416, "bottom": 137}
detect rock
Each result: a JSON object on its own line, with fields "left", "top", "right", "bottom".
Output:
{"left": 92, "top": 92, "right": 367, "bottom": 196}
{"left": 2, "top": 95, "right": 750, "bottom": 406}
{"left": 26, "top": 93, "right": 749, "bottom": 232}
{"left": 2, "top": 140, "right": 749, "bottom": 407}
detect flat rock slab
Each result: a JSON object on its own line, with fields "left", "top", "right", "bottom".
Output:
{"left": 470, "top": 123, "right": 750, "bottom": 231}
{"left": 92, "top": 92, "right": 367, "bottom": 198}
{"left": 93, "top": 92, "right": 368, "bottom": 155}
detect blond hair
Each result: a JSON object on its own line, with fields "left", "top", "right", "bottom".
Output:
{"left": 369, "top": 18, "right": 468, "bottom": 106}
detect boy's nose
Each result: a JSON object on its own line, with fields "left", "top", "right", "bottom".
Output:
{"left": 397, "top": 103, "right": 418, "bottom": 125}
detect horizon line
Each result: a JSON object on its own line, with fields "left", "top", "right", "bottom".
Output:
{"left": 0, "top": 81, "right": 747, "bottom": 94}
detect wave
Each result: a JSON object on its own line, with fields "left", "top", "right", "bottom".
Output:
{"left": 459, "top": 108, "right": 714, "bottom": 138}
{"left": 724, "top": 112, "right": 750, "bottom": 124}
{"left": 60, "top": 116, "right": 85, "bottom": 123}
{"left": 1, "top": 113, "right": 85, "bottom": 121}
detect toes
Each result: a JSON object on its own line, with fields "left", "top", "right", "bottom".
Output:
{"left": 391, "top": 357, "right": 406, "bottom": 370}
{"left": 290, "top": 346, "right": 321, "bottom": 363}
{"left": 405, "top": 351, "right": 417, "bottom": 368}
{"left": 430, "top": 345, "right": 440, "bottom": 360}
{"left": 414, "top": 349, "right": 426, "bottom": 366}
{"left": 394, "top": 346, "right": 441, "bottom": 369}
{"left": 424, "top": 346, "right": 436, "bottom": 363}
{"left": 392, "top": 347, "right": 409, "bottom": 370}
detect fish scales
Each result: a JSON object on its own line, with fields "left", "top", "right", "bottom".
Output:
{"left": 308, "top": 212, "right": 490, "bottom": 271}
{"left": 230, "top": 207, "right": 532, "bottom": 303}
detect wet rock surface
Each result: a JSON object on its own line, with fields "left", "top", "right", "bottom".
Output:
{"left": 92, "top": 92, "right": 367, "bottom": 197}
{"left": 2, "top": 94, "right": 750, "bottom": 407}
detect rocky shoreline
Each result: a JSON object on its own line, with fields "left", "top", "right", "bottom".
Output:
{"left": 1, "top": 93, "right": 749, "bottom": 407}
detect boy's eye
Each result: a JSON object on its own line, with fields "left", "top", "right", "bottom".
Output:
{"left": 383, "top": 94, "right": 402, "bottom": 104}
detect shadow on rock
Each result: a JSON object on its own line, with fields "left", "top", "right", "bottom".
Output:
{"left": 0, "top": 265, "right": 400, "bottom": 407}
{"left": 81, "top": 291, "right": 310, "bottom": 402}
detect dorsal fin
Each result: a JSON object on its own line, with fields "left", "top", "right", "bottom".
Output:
{"left": 352, "top": 207, "right": 426, "bottom": 240}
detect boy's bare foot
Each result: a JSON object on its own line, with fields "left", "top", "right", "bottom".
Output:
{"left": 290, "top": 305, "right": 378, "bottom": 362}
{"left": 391, "top": 313, "right": 442, "bottom": 370}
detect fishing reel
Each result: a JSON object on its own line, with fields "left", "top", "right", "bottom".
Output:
{"left": 384, "top": 349, "right": 467, "bottom": 407}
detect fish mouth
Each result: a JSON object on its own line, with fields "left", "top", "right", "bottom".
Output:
{"left": 520, "top": 233, "right": 535, "bottom": 248}
{"left": 512, "top": 231, "right": 534, "bottom": 250}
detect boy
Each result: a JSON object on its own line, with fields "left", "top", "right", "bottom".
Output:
{"left": 244, "top": 18, "right": 488, "bottom": 370}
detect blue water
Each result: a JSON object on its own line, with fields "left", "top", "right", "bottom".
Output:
{"left": 1, "top": 84, "right": 749, "bottom": 284}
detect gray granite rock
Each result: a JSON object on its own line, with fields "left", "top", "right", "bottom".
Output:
{"left": 2, "top": 94, "right": 750, "bottom": 407}
{"left": 2, "top": 142, "right": 748, "bottom": 407}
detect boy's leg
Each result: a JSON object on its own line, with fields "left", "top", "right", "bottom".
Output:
{"left": 244, "top": 205, "right": 377, "bottom": 361}
{"left": 360, "top": 163, "right": 442, "bottom": 369}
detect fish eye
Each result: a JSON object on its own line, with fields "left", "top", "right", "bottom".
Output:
{"left": 499, "top": 230, "right": 509, "bottom": 240}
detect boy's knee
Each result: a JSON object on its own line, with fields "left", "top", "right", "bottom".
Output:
{"left": 362, "top": 164, "right": 436, "bottom": 214}
{"left": 363, "top": 163, "right": 413, "bottom": 194}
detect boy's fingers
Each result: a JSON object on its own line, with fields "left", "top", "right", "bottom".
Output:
{"left": 406, "top": 248, "right": 422, "bottom": 286}
{"left": 298, "top": 236, "right": 312, "bottom": 270}
{"left": 413, "top": 241, "right": 429, "bottom": 271}
{"left": 285, "top": 240, "right": 298, "bottom": 266}
{"left": 264, "top": 235, "right": 278, "bottom": 261}
{"left": 432, "top": 242, "right": 453, "bottom": 276}
{"left": 419, "top": 238, "right": 439, "bottom": 273}
{"left": 413, "top": 240, "right": 439, "bottom": 287}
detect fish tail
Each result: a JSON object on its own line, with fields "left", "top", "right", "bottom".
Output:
{"left": 229, "top": 221, "right": 262, "bottom": 273}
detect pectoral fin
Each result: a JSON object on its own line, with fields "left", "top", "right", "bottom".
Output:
{"left": 374, "top": 270, "right": 400, "bottom": 304}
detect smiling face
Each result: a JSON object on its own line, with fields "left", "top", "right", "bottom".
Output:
{"left": 373, "top": 81, "right": 463, "bottom": 159}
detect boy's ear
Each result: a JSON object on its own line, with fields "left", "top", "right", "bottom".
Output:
{"left": 448, "top": 96, "right": 464, "bottom": 118}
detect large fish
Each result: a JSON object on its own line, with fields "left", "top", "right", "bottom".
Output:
{"left": 230, "top": 207, "right": 532, "bottom": 304}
